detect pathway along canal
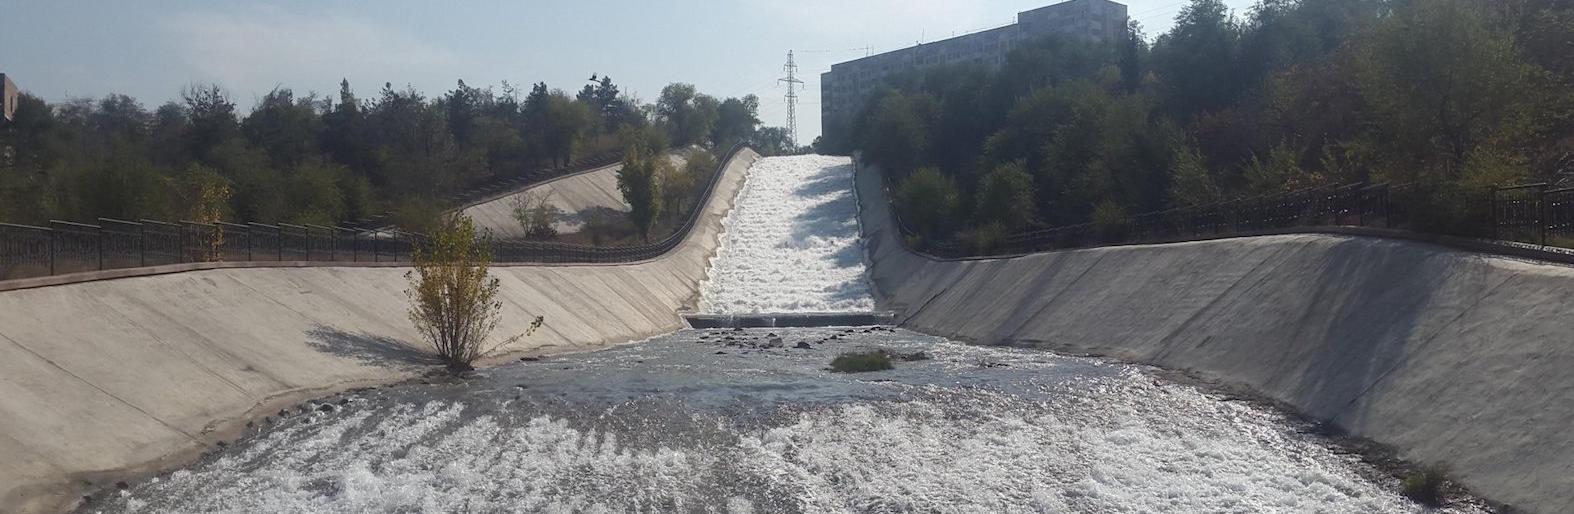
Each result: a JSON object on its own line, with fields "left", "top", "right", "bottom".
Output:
{"left": 84, "top": 156, "right": 1481, "bottom": 512}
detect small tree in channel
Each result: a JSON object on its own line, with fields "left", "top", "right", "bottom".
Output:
{"left": 406, "top": 214, "right": 542, "bottom": 371}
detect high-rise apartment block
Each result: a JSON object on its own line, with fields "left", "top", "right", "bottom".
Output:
{"left": 820, "top": 0, "right": 1128, "bottom": 137}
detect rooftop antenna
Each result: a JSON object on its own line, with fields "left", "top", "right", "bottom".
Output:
{"left": 778, "top": 50, "right": 804, "bottom": 147}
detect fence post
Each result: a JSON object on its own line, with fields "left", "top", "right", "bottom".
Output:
{"left": 1491, "top": 187, "right": 1500, "bottom": 241}
{"left": 276, "top": 226, "right": 284, "bottom": 261}
{"left": 139, "top": 222, "right": 147, "bottom": 267}
{"left": 97, "top": 225, "right": 104, "bottom": 271}
{"left": 49, "top": 228, "right": 57, "bottom": 276}
{"left": 1383, "top": 185, "right": 1392, "bottom": 229}
{"left": 1541, "top": 186, "right": 1549, "bottom": 246}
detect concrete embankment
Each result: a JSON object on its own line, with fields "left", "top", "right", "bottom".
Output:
{"left": 0, "top": 150, "right": 759, "bottom": 513}
{"left": 856, "top": 163, "right": 1574, "bottom": 512}
{"left": 462, "top": 151, "right": 689, "bottom": 237}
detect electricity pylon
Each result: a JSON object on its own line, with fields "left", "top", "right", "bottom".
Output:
{"left": 779, "top": 51, "right": 803, "bottom": 148}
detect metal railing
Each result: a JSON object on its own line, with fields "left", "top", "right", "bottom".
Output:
{"left": 883, "top": 169, "right": 1574, "bottom": 260}
{"left": 0, "top": 144, "right": 749, "bottom": 281}
{"left": 349, "top": 151, "right": 622, "bottom": 229}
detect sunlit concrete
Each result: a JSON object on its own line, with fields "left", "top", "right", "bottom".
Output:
{"left": 462, "top": 152, "right": 690, "bottom": 237}
{"left": 0, "top": 150, "right": 758, "bottom": 513}
{"left": 856, "top": 161, "right": 1574, "bottom": 513}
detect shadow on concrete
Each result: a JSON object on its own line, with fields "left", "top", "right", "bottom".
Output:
{"left": 558, "top": 205, "right": 623, "bottom": 228}
{"left": 306, "top": 325, "right": 441, "bottom": 368}
{"left": 1284, "top": 238, "right": 1452, "bottom": 421}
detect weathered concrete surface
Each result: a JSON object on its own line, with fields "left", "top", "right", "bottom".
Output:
{"left": 856, "top": 163, "right": 1574, "bottom": 513}
{"left": 0, "top": 150, "right": 760, "bottom": 513}
{"left": 463, "top": 152, "right": 690, "bottom": 237}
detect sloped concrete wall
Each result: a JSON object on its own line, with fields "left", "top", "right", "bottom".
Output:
{"left": 0, "top": 150, "right": 759, "bottom": 513}
{"left": 856, "top": 163, "right": 1574, "bottom": 513}
{"left": 463, "top": 151, "right": 690, "bottom": 237}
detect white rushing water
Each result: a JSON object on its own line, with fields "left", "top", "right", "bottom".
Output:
{"left": 90, "top": 330, "right": 1453, "bottom": 514}
{"left": 698, "top": 155, "right": 876, "bottom": 314}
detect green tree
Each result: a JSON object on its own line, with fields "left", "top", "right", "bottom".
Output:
{"left": 1353, "top": 0, "right": 1541, "bottom": 181}
{"left": 1166, "top": 145, "right": 1222, "bottom": 207}
{"left": 322, "top": 79, "right": 372, "bottom": 173}
{"left": 243, "top": 88, "right": 323, "bottom": 168}
{"left": 578, "top": 75, "right": 635, "bottom": 132}
{"left": 974, "top": 161, "right": 1037, "bottom": 232}
{"left": 509, "top": 190, "right": 559, "bottom": 240}
{"left": 617, "top": 145, "right": 666, "bottom": 241}
{"left": 182, "top": 84, "right": 241, "bottom": 164}
{"left": 751, "top": 126, "right": 795, "bottom": 156}
{"left": 711, "top": 95, "right": 761, "bottom": 148}
{"left": 662, "top": 149, "right": 718, "bottom": 224}
{"left": 861, "top": 92, "right": 938, "bottom": 176}
{"left": 406, "top": 213, "right": 542, "bottom": 372}
{"left": 657, "top": 83, "right": 717, "bottom": 147}
{"left": 542, "top": 91, "right": 591, "bottom": 166}
{"left": 895, "top": 167, "right": 960, "bottom": 241}
{"left": 1151, "top": 0, "right": 1242, "bottom": 119}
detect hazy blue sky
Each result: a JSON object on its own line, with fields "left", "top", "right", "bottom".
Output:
{"left": 2, "top": 0, "right": 1254, "bottom": 142}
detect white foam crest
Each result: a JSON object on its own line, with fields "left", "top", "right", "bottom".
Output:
{"left": 699, "top": 155, "right": 876, "bottom": 314}
{"left": 104, "top": 348, "right": 1446, "bottom": 513}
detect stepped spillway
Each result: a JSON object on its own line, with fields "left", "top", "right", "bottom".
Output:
{"left": 698, "top": 155, "right": 876, "bottom": 314}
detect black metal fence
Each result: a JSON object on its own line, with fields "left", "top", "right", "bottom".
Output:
{"left": 350, "top": 151, "right": 622, "bottom": 229}
{"left": 888, "top": 175, "right": 1574, "bottom": 260}
{"left": 0, "top": 144, "right": 747, "bottom": 281}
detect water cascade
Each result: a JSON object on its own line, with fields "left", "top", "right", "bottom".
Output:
{"left": 82, "top": 155, "right": 1469, "bottom": 513}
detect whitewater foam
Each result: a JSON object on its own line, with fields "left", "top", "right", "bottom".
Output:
{"left": 90, "top": 329, "right": 1460, "bottom": 514}
{"left": 698, "top": 155, "right": 876, "bottom": 314}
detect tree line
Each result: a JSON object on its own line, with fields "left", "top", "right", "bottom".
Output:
{"left": 825, "top": 0, "right": 1573, "bottom": 248}
{"left": 0, "top": 75, "right": 794, "bottom": 232}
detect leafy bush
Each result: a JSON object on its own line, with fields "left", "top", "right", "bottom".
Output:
{"left": 509, "top": 190, "right": 560, "bottom": 240}
{"left": 830, "top": 351, "right": 894, "bottom": 373}
{"left": 406, "top": 214, "right": 542, "bottom": 371}
{"left": 895, "top": 167, "right": 960, "bottom": 240}
{"left": 1091, "top": 200, "right": 1133, "bottom": 243}
{"left": 1401, "top": 464, "right": 1449, "bottom": 507}
{"left": 617, "top": 145, "right": 668, "bottom": 241}
{"left": 963, "top": 222, "right": 1009, "bottom": 256}
{"left": 974, "top": 162, "right": 1038, "bottom": 233}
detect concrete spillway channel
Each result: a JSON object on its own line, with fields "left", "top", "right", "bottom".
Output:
{"left": 0, "top": 149, "right": 1546, "bottom": 512}
{"left": 53, "top": 154, "right": 1479, "bottom": 513}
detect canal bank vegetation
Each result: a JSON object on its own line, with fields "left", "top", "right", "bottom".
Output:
{"left": 1402, "top": 464, "right": 1452, "bottom": 507}
{"left": 825, "top": 0, "right": 1574, "bottom": 250}
{"left": 0, "top": 75, "right": 792, "bottom": 234}
{"left": 829, "top": 348, "right": 930, "bottom": 373}
{"left": 830, "top": 351, "right": 895, "bottom": 373}
{"left": 406, "top": 213, "right": 543, "bottom": 371}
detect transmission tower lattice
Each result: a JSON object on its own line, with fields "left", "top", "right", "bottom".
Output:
{"left": 778, "top": 51, "right": 804, "bottom": 147}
